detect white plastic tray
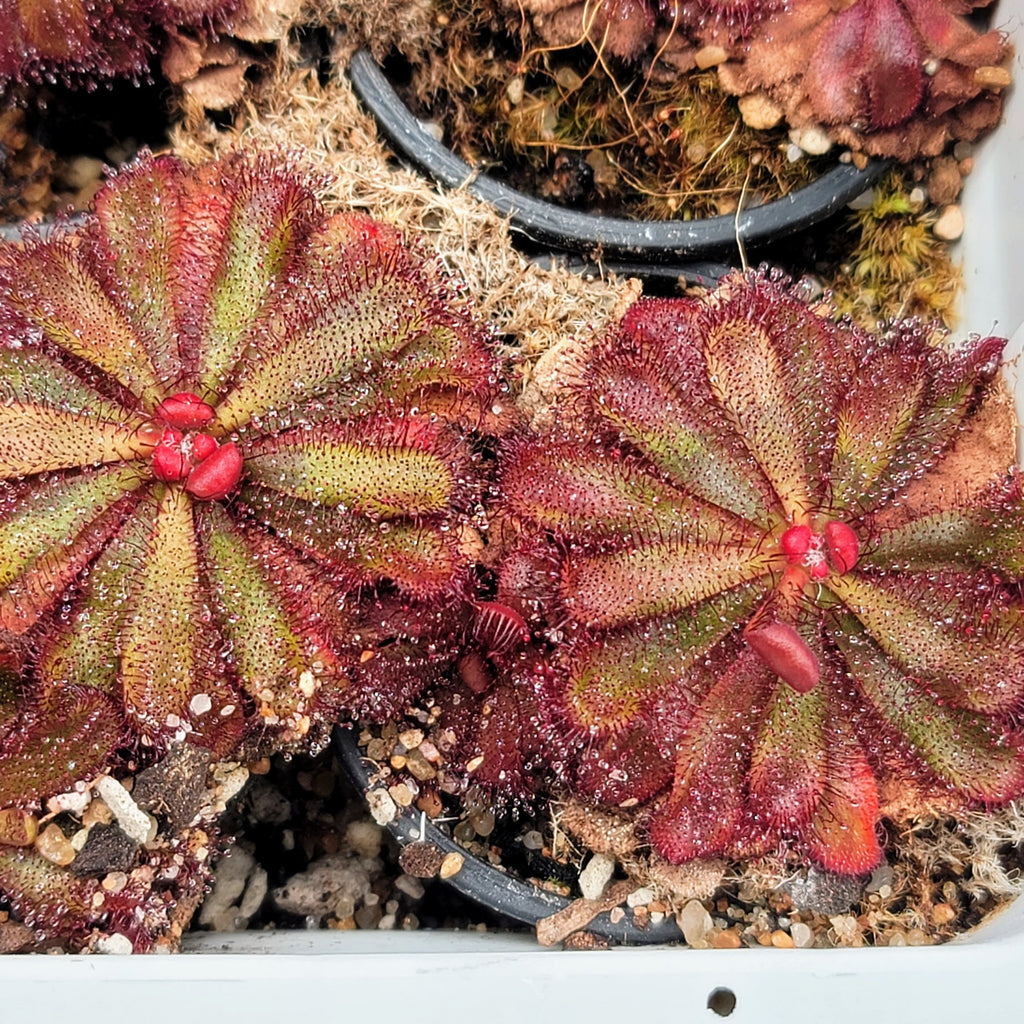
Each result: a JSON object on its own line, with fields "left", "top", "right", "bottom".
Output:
{"left": 2, "top": 6, "right": 1023, "bottom": 1019}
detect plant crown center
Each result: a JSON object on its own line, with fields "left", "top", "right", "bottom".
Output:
{"left": 147, "top": 392, "right": 242, "bottom": 501}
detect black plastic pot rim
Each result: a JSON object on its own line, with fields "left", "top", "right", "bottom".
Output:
{"left": 347, "top": 49, "right": 890, "bottom": 265}
{"left": 333, "top": 725, "right": 684, "bottom": 946}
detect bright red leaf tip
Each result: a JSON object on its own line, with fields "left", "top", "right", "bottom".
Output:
{"left": 825, "top": 521, "right": 860, "bottom": 574}
{"left": 156, "top": 393, "right": 215, "bottom": 431}
{"left": 184, "top": 442, "right": 243, "bottom": 501}
{"left": 191, "top": 433, "right": 218, "bottom": 461}
{"left": 781, "top": 524, "right": 812, "bottom": 560}
{"left": 151, "top": 429, "right": 189, "bottom": 482}
{"left": 745, "top": 621, "right": 821, "bottom": 693}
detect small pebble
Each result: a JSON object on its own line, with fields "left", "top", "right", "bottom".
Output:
{"left": 738, "top": 92, "right": 783, "bottom": 130}
{"left": 771, "top": 930, "right": 795, "bottom": 948}
{"left": 101, "top": 871, "right": 129, "bottom": 893}
{"left": 933, "top": 204, "right": 964, "bottom": 241}
{"left": 931, "top": 903, "right": 957, "bottom": 926}
{"left": 439, "top": 851, "right": 465, "bottom": 879}
{"left": 790, "top": 126, "right": 833, "bottom": 156}
{"left": 82, "top": 799, "right": 114, "bottom": 828}
{"left": 415, "top": 790, "right": 443, "bottom": 817}
{"left": 365, "top": 738, "right": 388, "bottom": 761}
{"left": 354, "top": 904, "right": 383, "bottom": 930}
{"left": 626, "top": 886, "right": 655, "bottom": 909}
{"left": 505, "top": 76, "right": 524, "bottom": 106}
{"left": 395, "top": 874, "right": 426, "bottom": 900}
{"left": 609, "top": 906, "right": 625, "bottom": 924}
{"left": 847, "top": 188, "right": 876, "bottom": 211}
{"left": 398, "top": 728, "right": 424, "bottom": 750}
{"left": 469, "top": 808, "right": 495, "bottom": 837}
{"left": 974, "top": 65, "right": 1012, "bottom": 89}
{"left": 866, "top": 863, "right": 894, "bottom": 893}
{"left": 94, "top": 933, "right": 133, "bottom": 955}
{"left": 578, "top": 853, "right": 616, "bottom": 901}
{"left": 388, "top": 783, "right": 414, "bottom": 808}
{"left": 713, "top": 928, "right": 742, "bottom": 949}
{"left": 35, "top": 823, "right": 75, "bottom": 866}
{"left": 0, "top": 808, "right": 37, "bottom": 847}
{"left": 47, "top": 790, "right": 91, "bottom": 816}
{"left": 790, "top": 922, "right": 814, "bottom": 948}
{"left": 522, "top": 830, "right": 544, "bottom": 850}
{"left": 404, "top": 748, "right": 436, "bottom": 781}
{"left": 695, "top": 44, "right": 729, "bottom": 68}
{"left": 677, "top": 899, "right": 713, "bottom": 948}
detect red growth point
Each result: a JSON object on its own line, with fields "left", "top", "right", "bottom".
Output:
{"left": 825, "top": 521, "right": 860, "bottom": 574}
{"left": 151, "top": 429, "right": 188, "bottom": 482}
{"left": 184, "top": 442, "right": 243, "bottom": 501}
{"left": 781, "top": 524, "right": 812, "bottom": 561}
{"left": 156, "top": 393, "right": 215, "bottom": 431}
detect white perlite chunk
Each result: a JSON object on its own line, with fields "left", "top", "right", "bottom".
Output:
{"left": 272, "top": 854, "right": 373, "bottom": 921}
{"left": 626, "top": 886, "right": 655, "bottom": 909}
{"left": 46, "top": 790, "right": 91, "bottom": 816}
{"left": 94, "top": 775, "right": 156, "bottom": 844}
{"left": 94, "top": 933, "right": 134, "bottom": 955}
{"left": 366, "top": 788, "right": 398, "bottom": 826}
{"left": 345, "top": 819, "right": 384, "bottom": 859}
{"left": 578, "top": 852, "right": 616, "bottom": 901}
{"left": 200, "top": 846, "right": 258, "bottom": 931}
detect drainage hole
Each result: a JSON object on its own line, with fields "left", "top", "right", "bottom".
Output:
{"left": 707, "top": 987, "right": 737, "bottom": 1017}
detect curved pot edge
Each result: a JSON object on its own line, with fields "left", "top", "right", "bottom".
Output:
{"left": 333, "top": 725, "right": 685, "bottom": 946}
{"left": 348, "top": 49, "right": 890, "bottom": 264}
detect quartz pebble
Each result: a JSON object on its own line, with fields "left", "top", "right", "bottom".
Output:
{"left": 578, "top": 853, "right": 616, "bottom": 901}
{"left": 791, "top": 921, "right": 814, "bottom": 948}
{"left": 522, "top": 830, "right": 544, "bottom": 850}
{"left": 439, "top": 851, "right": 465, "bottom": 879}
{"left": 677, "top": 899, "right": 713, "bottom": 948}
{"left": 933, "top": 204, "right": 964, "bottom": 241}
{"left": 395, "top": 874, "right": 426, "bottom": 900}
{"left": 35, "top": 823, "right": 75, "bottom": 866}
{"left": 790, "top": 126, "right": 832, "bottom": 155}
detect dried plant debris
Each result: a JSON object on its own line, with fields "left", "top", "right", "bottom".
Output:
{"left": 362, "top": 0, "right": 826, "bottom": 219}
